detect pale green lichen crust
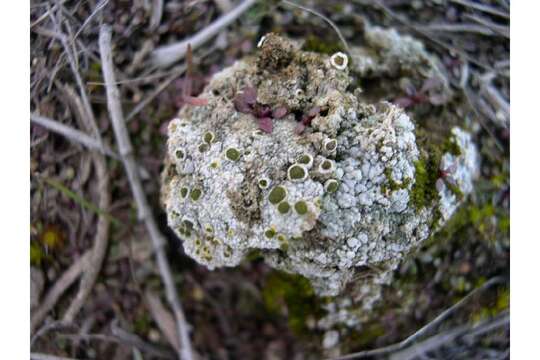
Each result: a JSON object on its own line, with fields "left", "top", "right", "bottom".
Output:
{"left": 160, "top": 33, "right": 479, "bottom": 299}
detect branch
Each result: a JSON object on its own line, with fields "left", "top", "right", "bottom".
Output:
{"left": 31, "top": 353, "right": 80, "bottom": 360}
{"left": 31, "top": 251, "right": 92, "bottom": 333}
{"left": 30, "top": 114, "right": 116, "bottom": 158}
{"left": 151, "top": 0, "right": 257, "bottom": 67}
{"left": 62, "top": 152, "right": 111, "bottom": 323}
{"left": 281, "top": 0, "right": 350, "bottom": 54}
{"left": 99, "top": 25, "right": 194, "bottom": 360}
{"left": 330, "top": 277, "right": 505, "bottom": 360}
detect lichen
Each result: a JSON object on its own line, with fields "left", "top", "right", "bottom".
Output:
{"left": 161, "top": 32, "right": 478, "bottom": 303}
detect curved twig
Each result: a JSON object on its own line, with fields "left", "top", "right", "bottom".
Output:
{"left": 100, "top": 25, "right": 195, "bottom": 360}
{"left": 151, "top": 0, "right": 257, "bottom": 67}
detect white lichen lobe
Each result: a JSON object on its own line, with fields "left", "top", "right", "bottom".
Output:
{"left": 161, "top": 33, "right": 479, "bottom": 298}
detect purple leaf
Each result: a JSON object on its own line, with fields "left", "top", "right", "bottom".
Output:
{"left": 234, "top": 95, "right": 253, "bottom": 114}
{"left": 258, "top": 117, "right": 273, "bottom": 133}
{"left": 272, "top": 106, "right": 288, "bottom": 119}
{"left": 242, "top": 86, "right": 258, "bottom": 105}
{"left": 295, "top": 122, "right": 306, "bottom": 134}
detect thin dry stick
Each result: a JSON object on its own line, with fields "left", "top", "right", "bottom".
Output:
{"left": 281, "top": 0, "right": 350, "bottom": 54}
{"left": 31, "top": 251, "right": 92, "bottom": 333}
{"left": 62, "top": 153, "right": 111, "bottom": 323}
{"left": 48, "top": 3, "right": 103, "bottom": 147}
{"left": 99, "top": 25, "right": 194, "bottom": 360}
{"left": 449, "top": 0, "right": 509, "bottom": 19}
{"left": 330, "top": 277, "right": 505, "bottom": 360}
{"left": 149, "top": 0, "right": 164, "bottom": 31}
{"left": 126, "top": 65, "right": 186, "bottom": 122}
{"left": 31, "top": 353, "right": 80, "bottom": 360}
{"left": 151, "top": 0, "right": 257, "bottom": 67}
{"left": 30, "top": 113, "right": 150, "bottom": 179}
{"left": 391, "top": 312, "right": 509, "bottom": 360}
{"left": 31, "top": 113, "right": 117, "bottom": 159}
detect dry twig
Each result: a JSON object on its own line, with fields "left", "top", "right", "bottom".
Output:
{"left": 330, "top": 277, "right": 505, "bottom": 360}
{"left": 30, "top": 113, "right": 117, "bottom": 159}
{"left": 281, "top": 0, "right": 350, "bottom": 54}
{"left": 151, "top": 0, "right": 257, "bottom": 67}
{"left": 31, "top": 251, "right": 92, "bottom": 333}
{"left": 62, "top": 153, "right": 110, "bottom": 323}
{"left": 31, "top": 352, "right": 80, "bottom": 360}
{"left": 99, "top": 25, "right": 194, "bottom": 360}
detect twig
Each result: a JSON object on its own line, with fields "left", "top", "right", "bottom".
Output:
{"left": 281, "top": 0, "right": 350, "bottom": 54}
{"left": 31, "top": 113, "right": 117, "bottom": 159}
{"left": 48, "top": 3, "right": 103, "bottom": 147}
{"left": 390, "top": 312, "right": 509, "bottom": 360}
{"left": 145, "top": 290, "right": 181, "bottom": 351}
{"left": 126, "top": 64, "right": 186, "bottom": 122}
{"left": 31, "top": 353, "right": 80, "bottom": 360}
{"left": 31, "top": 251, "right": 92, "bottom": 333}
{"left": 30, "top": 113, "right": 150, "bottom": 179}
{"left": 99, "top": 25, "right": 194, "bottom": 360}
{"left": 58, "top": 322, "right": 176, "bottom": 359}
{"left": 464, "top": 13, "right": 509, "bottom": 38}
{"left": 449, "top": 0, "right": 509, "bottom": 19}
{"left": 151, "top": 0, "right": 257, "bottom": 67}
{"left": 362, "top": 0, "right": 502, "bottom": 75}
{"left": 415, "top": 23, "right": 498, "bottom": 37}
{"left": 479, "top": 73, "right": 509, "bottom": 126}
{"left": 330, "top": 277, "right": 505, "bottom": 360}
{"left": 149, "top": 0, "right": 164, "bottom": 31}
{"left": 62, "top": 152, "right": 111, "bottom": 323}
{"left": 73, "top": 0, "right": 110, "bottom": 41}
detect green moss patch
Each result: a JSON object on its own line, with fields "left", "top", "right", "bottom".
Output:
{"left": 262, "top": 271, "right": 325, "bottom": 335}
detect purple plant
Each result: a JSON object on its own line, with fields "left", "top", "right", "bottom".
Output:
{"left": 233, "top": 86, "right": 288, "bottom": 134}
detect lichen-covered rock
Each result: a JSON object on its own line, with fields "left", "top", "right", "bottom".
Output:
{"left": 161, "top": 32, "right": 479, "bottom": 298}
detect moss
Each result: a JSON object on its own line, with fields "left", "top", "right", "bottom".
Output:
{"left": 210, "top": 160, "right": 220, "bottom": 169}
{"left": 410, "top": 152, "right": 440, "bottom": 210}
{"left": 245, "top": 249, "right": 263, "bottom": 261}
{"left": 268, "top": 186, "right": 287, "bottom": 204}
{"left": 383, "top": 168, "right": 412, "bottom": 192}
{"left": 445, "top": 180, "right": 464, "bottom": 200}
{"left": 442, "top": 136, "right": 462, "bottom": 157}
{"left": 225, "top": 147, "right": 241, "bottom": 161}
{"left": 277, "top": 201, "right": 291, "bottom": 214}
{"left": 294, "top": 200, "right": 308, "bottom": 215}
{"left": 302, "top": 35, "right": 344, "bottom": 55}
{"left": 262, "top": 271, "right": 325, "bottom": 335}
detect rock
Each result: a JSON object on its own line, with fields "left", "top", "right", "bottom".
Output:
{"left": 161, "top": 31, "right": 478, "bottom": 299}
